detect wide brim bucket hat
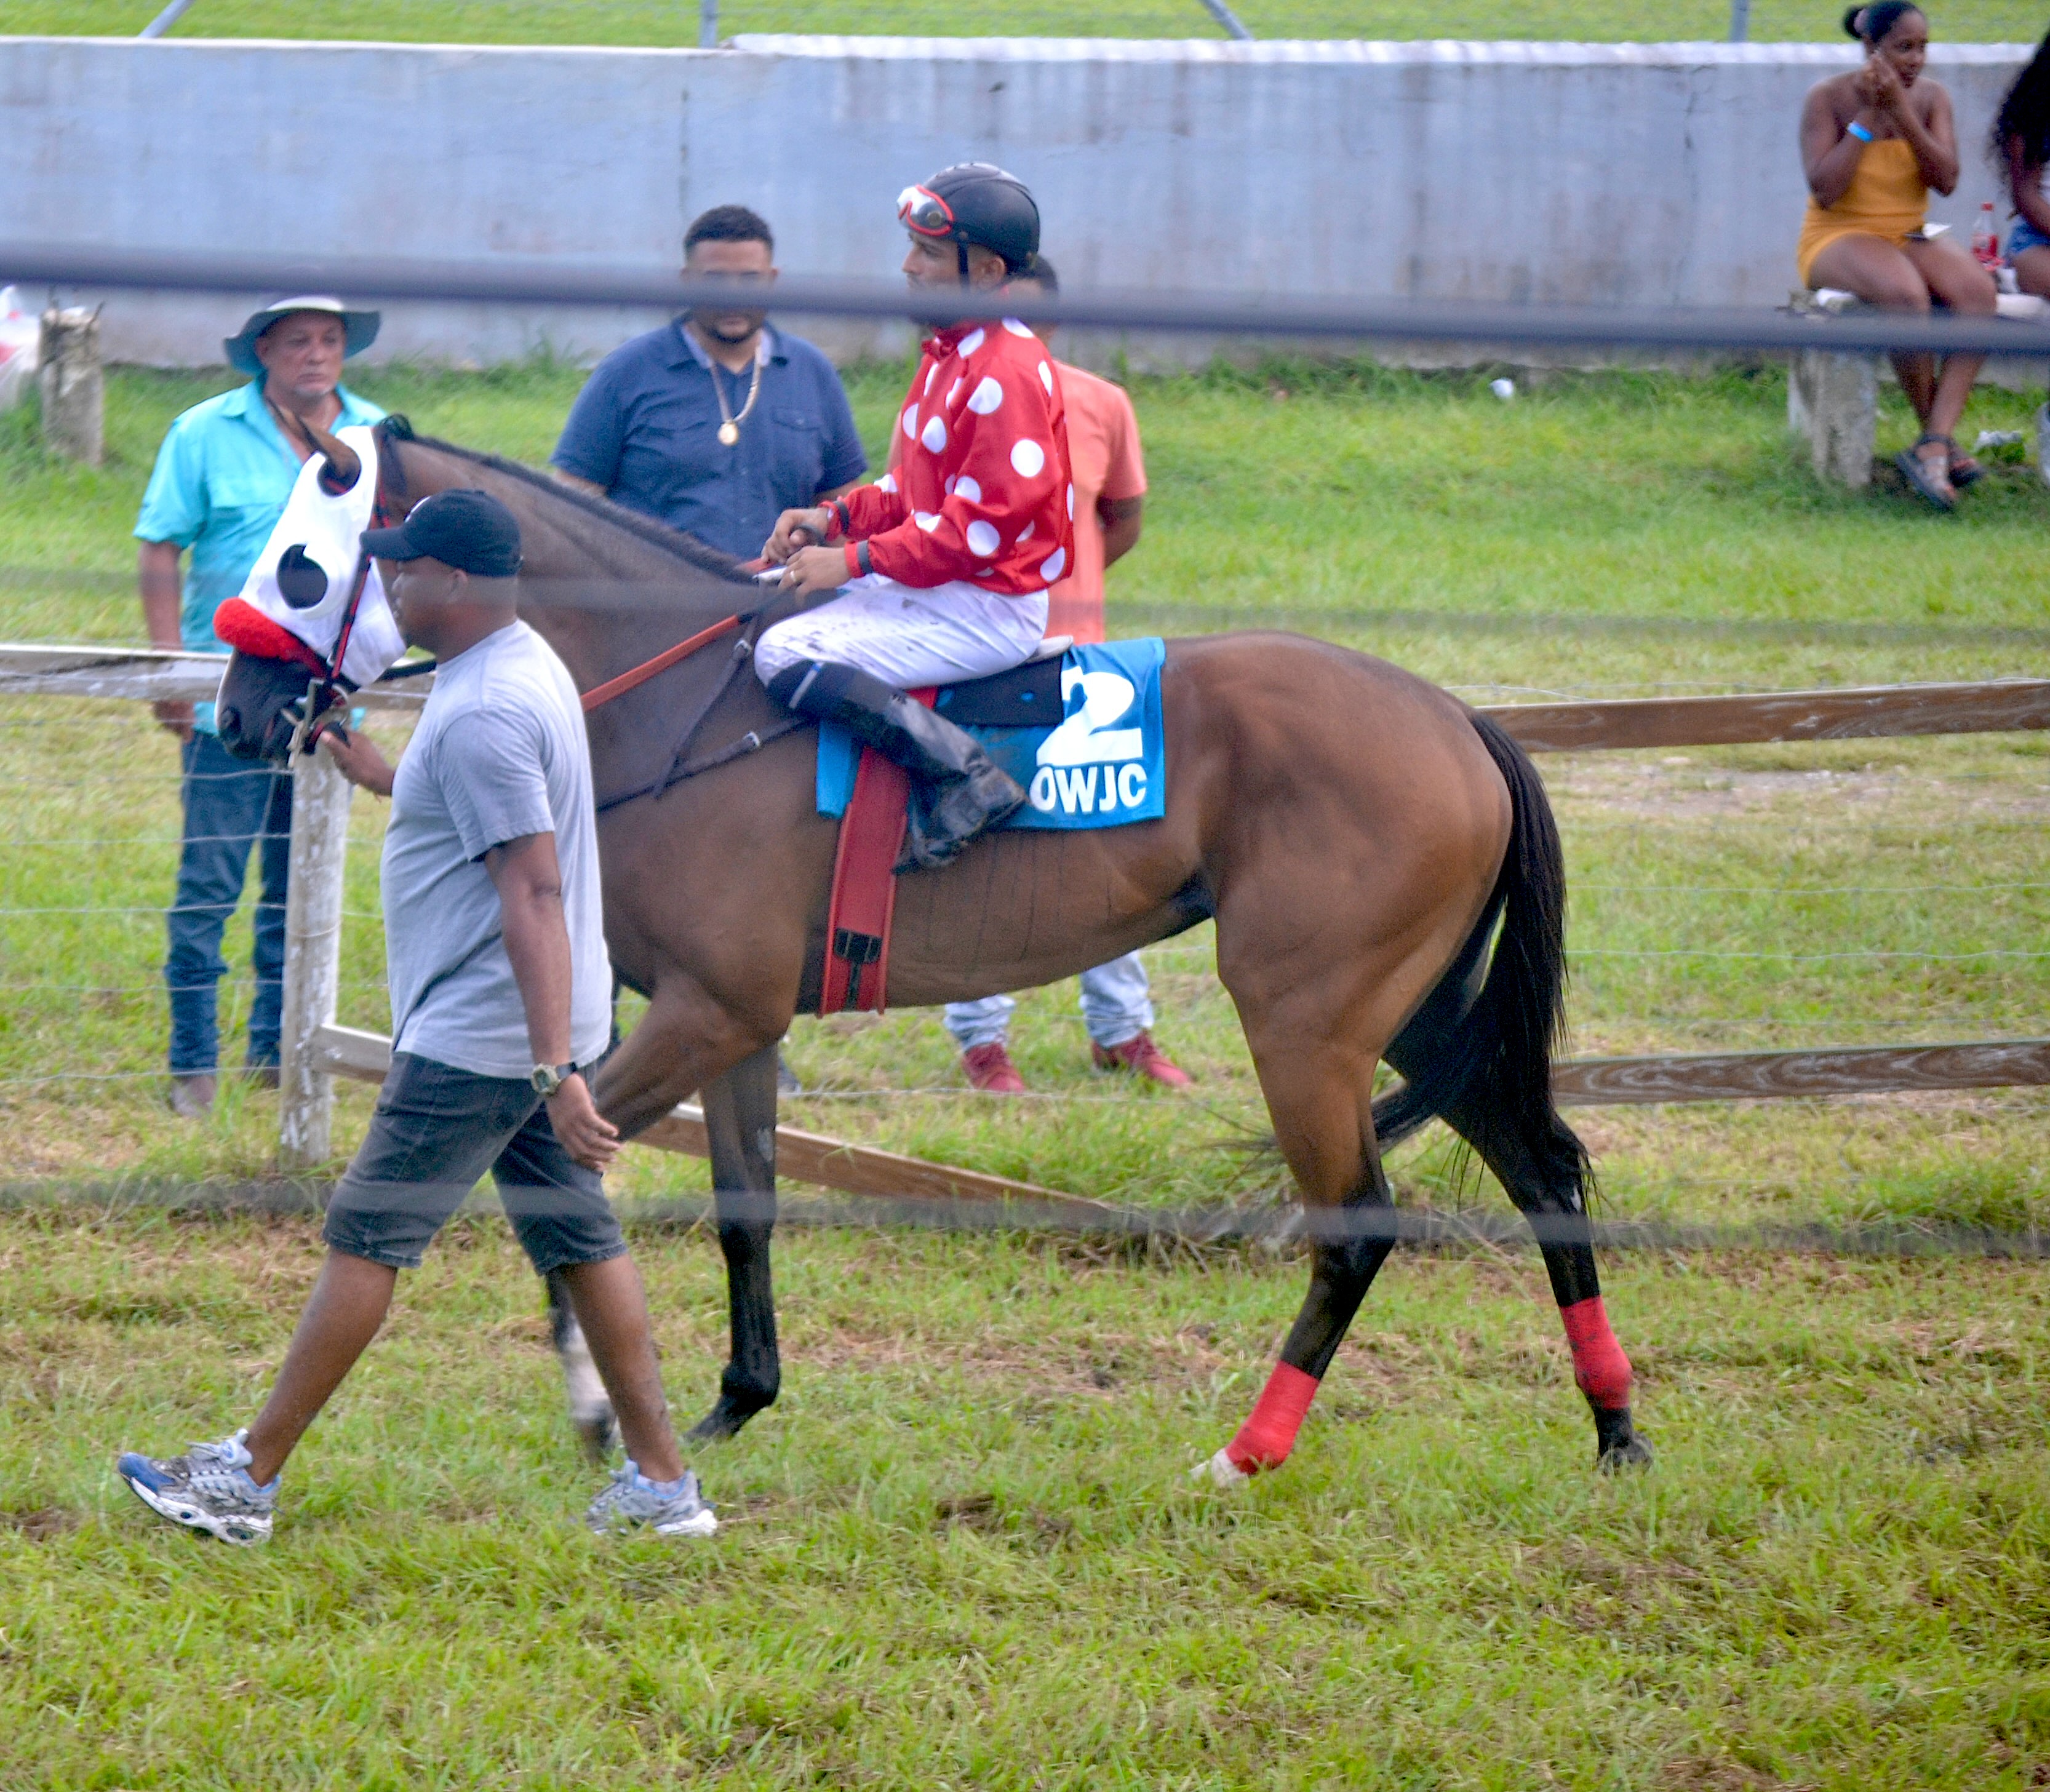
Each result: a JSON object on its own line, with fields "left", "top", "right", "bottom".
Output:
{"left": 224, "top": 295, "right": 380, "bottom": 376}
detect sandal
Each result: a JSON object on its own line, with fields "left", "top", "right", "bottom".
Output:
{"left": 1894, "top": 432, "right": 1957, "bottom": 511}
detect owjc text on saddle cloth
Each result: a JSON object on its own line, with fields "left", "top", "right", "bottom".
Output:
{"left": 816, "top": 637, "right": 1167, "bottom": 831}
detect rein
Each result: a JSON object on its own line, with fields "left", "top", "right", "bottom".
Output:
{"left": 581, "top": 613, "right": 743, "bottom": 713}
{"left": 589, "top": 618, "right": 806, "bottom": 816}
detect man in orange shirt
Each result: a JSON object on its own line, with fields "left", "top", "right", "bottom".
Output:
{"left": 939, "top": 257, "right": 1190, "bottom": 1092}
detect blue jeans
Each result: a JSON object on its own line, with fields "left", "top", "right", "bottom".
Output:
{"left": 944, "top": 952, "right": 1154, "bottom": 1053}
{"left": 164, "top": 731, "right": 292, "bottom": 1075}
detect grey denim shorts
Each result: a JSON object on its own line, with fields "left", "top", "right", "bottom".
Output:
{"left": 322, "top": 1051, "right": 626, "bottom": 1275}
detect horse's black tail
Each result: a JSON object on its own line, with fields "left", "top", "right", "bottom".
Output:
{"left": 1370, "top": 713, "right": 1588, "bottom": 1191}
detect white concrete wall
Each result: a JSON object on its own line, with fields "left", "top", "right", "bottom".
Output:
{"left": 0, "top": 33, "right": 2032, "bottom": 368}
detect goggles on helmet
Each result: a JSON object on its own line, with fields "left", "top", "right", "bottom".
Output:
{"left": 896, "top": 185, "right": 957, "bottom": 238}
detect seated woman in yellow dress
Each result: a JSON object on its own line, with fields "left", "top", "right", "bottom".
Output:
{"left": 1797, "top": 2, "right": 1996, "bottom": 509}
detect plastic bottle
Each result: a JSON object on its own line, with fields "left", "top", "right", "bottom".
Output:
{"left": 1972, "top": 201, "right": 2001, "bottom": 271}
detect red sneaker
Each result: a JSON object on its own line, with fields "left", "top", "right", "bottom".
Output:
{"left": 962, "top": 1041, "right": 1027, "bottom": 1094}
{"left": 1091, "top": 1031, "right": 1192, "bottom": 1087}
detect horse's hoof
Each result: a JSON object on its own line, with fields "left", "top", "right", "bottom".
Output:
{"left": 573, "top": 1405, "right": 621, "bottom": 1465}
{"left": 1192, "top": 1448, "right": 1251, "bottom": 1491}
{"left": 1593, "top": 1406, "right": 1654, "bottom": 1473}
{"left": 687, "top": 1394, "right": 768, "bottom": 1443}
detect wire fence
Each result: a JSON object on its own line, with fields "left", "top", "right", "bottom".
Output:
{"left": 2, "top": 249, "right": 2045, "bottom": 1246}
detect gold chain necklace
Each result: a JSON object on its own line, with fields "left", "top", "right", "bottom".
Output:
{"left": 712, "top": 349, "right": 765, "bottom": 447}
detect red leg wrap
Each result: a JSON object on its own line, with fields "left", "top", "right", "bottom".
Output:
{"left": 1560, "top": 1296, "right": 1632, "bottom": 1409}
{"left": 1224, "top": 1361, "right": 1320, "bottom": 1473}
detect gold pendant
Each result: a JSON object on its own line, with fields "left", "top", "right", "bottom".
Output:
{"left": 718, "top": 421, "right": 740, "bottom": 447}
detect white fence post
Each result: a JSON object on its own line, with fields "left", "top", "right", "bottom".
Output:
{"left": 279, "top": 747, "right": 354, "bottom": 1170}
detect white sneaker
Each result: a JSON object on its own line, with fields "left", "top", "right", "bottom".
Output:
{"left": 117, "top": 1428, "right": 278, "bottom": 1545}
{"left": 584, "top": 1461, "right": 719, "bottom": 1538}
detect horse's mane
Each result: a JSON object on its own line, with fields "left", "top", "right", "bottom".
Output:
{"left": 389, "top": 424, "right": 757, "bottom": 588}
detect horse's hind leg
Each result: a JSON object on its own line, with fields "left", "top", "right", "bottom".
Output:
{"left": 1386, "top": 1026, "right": 1651, "bottom": 1471}
{"left": 1202, "top": 1049, "right": 1398, "bottom": 1487}
{"left": 688, "top": 1039, "right": 782, "bottom": 1441}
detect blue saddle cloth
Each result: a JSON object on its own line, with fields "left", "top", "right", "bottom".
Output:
{"left": 815, "top": 637, "right": 1167, "bottom": 831}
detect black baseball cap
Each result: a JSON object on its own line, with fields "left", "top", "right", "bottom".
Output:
{"left": 362, "top": 489, "right": 522, "bottom": 578}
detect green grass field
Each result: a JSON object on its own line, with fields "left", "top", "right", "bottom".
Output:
{"left": 6, "top": 0, "right": 2050, "bottom": 42}
{"left": 2, "top": 357, "right": 2046, "bottom": 1785}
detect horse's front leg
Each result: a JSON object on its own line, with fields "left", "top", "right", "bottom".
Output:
{"left": 690, "top": 1040, "right": 782, "bottom": 1440}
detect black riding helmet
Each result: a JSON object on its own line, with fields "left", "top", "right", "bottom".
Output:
{"left": 897, "top": 163, "right": 1041, "bottom": 282}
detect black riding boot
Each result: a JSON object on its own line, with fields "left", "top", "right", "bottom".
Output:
{"left": 767, "top": 659, "right": 1026, "bottom": 870}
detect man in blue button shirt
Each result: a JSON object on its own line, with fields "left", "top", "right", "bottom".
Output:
{"left": 135, "top": 296, "right": 386, "bottom": 1118}
{"left": 549, "top": 205, "right": 866, "bottom": 559}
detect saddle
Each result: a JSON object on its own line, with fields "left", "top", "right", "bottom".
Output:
{"left": 812, "top": 636, "right": 1073, "bottom": 1016}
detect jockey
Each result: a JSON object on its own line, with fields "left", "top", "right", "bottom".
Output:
{"left": 757, "top": 164, "right": 1073, "bottom": 869}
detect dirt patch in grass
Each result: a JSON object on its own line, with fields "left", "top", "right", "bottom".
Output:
{"left": 2, "top": 1507, "right": 78, "bottom": 1542}
{"left": 1553, "top": 759, "right": 2050, "bottom": 825}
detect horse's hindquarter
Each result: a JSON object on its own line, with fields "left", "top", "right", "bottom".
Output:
{"left": 885, "top": 632, "right": 1510, "bottom": 1020}
{"left": 1191, "top": 632, "right": 1513, "bottom": 1051}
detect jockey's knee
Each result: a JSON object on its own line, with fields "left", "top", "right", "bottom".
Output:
{"left": 752, "top": 621, "right": 808, "bottom": 687}
{"left": 764, "top": 658, "right": 899, "bottom": 717}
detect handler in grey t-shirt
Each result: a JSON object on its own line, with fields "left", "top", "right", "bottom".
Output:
{"left": 381, "top": 598, "right": 611, "bottom": 1078}
{"left": 116, "top": 490, "right": 716, "bottom": 1547}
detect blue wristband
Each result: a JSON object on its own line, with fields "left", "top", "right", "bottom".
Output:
{"left": 1846, "top": 121, "right": 1875, "bottom": 143}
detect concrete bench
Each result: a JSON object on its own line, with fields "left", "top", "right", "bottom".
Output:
{"left": 1787, "top": 286, "right": 2050, "bottom": 488}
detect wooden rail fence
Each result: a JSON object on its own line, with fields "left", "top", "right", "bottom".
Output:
{"left": 2, "top": 645, "right": 2043, "bottom": 1200}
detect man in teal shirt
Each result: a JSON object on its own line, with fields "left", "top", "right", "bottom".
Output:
{"left": 135, "top": 296, "right": 384, "bottom": 1117}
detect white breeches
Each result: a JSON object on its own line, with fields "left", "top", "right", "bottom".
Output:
{"left": 754, "top": 575, "right": 1049, "bottom": 691}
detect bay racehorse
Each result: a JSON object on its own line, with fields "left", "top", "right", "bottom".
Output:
{"left": 222, "top": 418, "right": 1651, "bottom": 1481}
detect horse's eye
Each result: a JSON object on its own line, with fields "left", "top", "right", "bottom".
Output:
{"left": 277, "top": 545, "right": 329, "bottom": 610}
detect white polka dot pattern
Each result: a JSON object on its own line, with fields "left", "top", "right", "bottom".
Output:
{"left": 853, "top": 323, "right": 1072, "bottom": 595}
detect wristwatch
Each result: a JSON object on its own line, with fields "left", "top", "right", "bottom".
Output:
{"left": 530, "top": 1061, "right": 578, "bottom": 1097}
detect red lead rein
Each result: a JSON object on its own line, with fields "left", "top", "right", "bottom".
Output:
{"left": 580, "top": 614, "right": 743, "bottom": 714}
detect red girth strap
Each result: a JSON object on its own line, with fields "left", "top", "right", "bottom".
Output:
{"left": 581, "top": 614, "right": 743, "bottom": 714}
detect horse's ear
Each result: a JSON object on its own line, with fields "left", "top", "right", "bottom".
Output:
{"left": 375, "top": 417, "right": 412, "bottom": 503}
{"left": 303, "top": 419, "right": 362, "bottom": 496}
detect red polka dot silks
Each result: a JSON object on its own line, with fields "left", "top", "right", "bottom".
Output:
{"left": 1224, "top": 1361, "right": 1321, "bottom": 1474}
{"left": 1559, "top": 1296, "right": 1633, "bottom": 1410}
{"left": 832, "top": 319, "right": 1073, "bottom": 597}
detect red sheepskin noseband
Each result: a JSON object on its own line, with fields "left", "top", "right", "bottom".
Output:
{"left": 213, "top": 596, "right": 330, "bottom": 677}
